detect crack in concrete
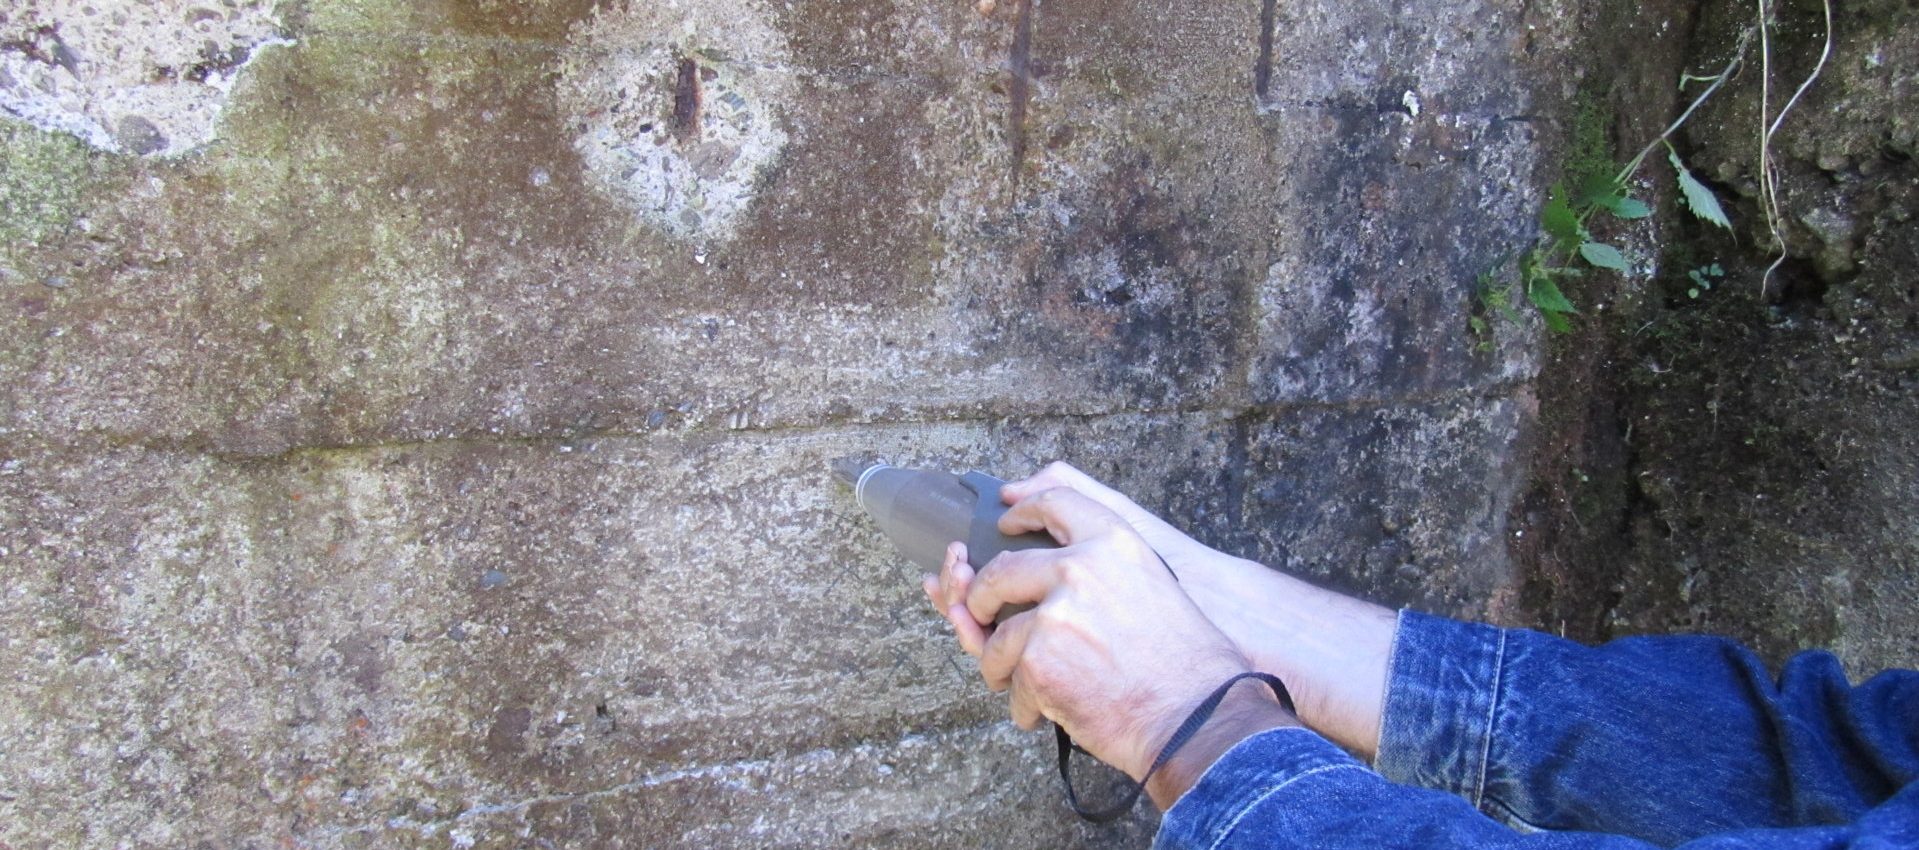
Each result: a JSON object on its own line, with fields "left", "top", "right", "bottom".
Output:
{"left": 294, "top": 28, "right": 949, "bottom": 85}
{"left": 1255, "top": 0, "right": 1278, "bottom": 100}
{"left": 0, "top": 376, "right": 1535, "bottom": 464}
{"left": 292, "top": 720, "right": 1010, "bottom": 845}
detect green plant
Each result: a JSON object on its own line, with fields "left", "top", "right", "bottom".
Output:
{"left": 1475, "top": 27, "right": 1753, "bottom": 339}
{"left": 1470, "top": 266, "right": 1523, "bottom": 349}
{"left": 1473, "top": 0, "right": 1837, "bottom": 341}
{"left": 1686, "top": 262, "right": 1725, "bottom": 299}
{"left": 1519, "top": 174, "right": 1649, "bottom": 333}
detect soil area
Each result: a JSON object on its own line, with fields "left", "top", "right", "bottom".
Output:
{"left": 1517, "top": 0, "right": 1918, "bottom": 672}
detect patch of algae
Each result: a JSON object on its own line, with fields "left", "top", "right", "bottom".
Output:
{"left": 0, "top": 118, "right": 94, "bottom": 265}
{"left": 224, "top": 33, "right": 490, "bottom": 438}
{"left": 1562, "top": 81, "right": 1618, "bottom": 192}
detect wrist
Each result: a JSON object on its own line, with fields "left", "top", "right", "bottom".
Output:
{"left": 1142, "top": 677, "right": 1302, "bottom": 810}
{"left": 1184, "top": 563, "right": 1396, "bottom": 757}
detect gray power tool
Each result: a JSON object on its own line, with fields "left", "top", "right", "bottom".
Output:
{"left": 832, "top": 460, "right": 1058, "bottom": 614}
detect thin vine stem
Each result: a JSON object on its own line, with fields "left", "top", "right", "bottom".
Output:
{"left": 1758, "top": 0, "right": 1778, "bottom": 287}
{"left": 1616, "top": 26, "right": 1756, "bottom": 186}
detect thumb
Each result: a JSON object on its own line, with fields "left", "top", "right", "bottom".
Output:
{"left": 1007, "top": 462, "right": 1192, "bottom": 550}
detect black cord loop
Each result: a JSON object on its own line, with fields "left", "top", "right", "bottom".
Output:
{"left": 1057, "top": 671, "right": 1296, "bottom": 823}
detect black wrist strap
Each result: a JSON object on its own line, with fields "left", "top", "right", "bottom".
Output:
{"left": 1057, "top": 671, "right": 1296, "bottom": 823}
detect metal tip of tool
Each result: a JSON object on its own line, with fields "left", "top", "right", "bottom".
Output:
{"left": 830, "top": 456, "right": 878, "bottom": 486}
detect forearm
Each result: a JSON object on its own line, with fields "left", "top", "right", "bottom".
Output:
{"left": 1177, "top": 554, "right": 1397, "bottom": 759}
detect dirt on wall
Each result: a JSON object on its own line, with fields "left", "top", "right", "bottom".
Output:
{"left": 1516, "top": 0, "right": 1918, "bottom": 674}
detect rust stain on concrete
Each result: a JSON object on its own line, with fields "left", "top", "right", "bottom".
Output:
{"left": 1008, "top": 0, "right": 1037, "bottom": 186}
{"left": 672, "top": 55, "right": 703, "bottom": 144}
{"left": 1256, "top": 0, "right": 1279, "bottom": 100}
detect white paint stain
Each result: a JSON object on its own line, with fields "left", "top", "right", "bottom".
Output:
{"left": 0, "top": 0, "right": 292, "bottom": 156}
{"left": 559, "top": 1, "right": 797, "bottom": 244}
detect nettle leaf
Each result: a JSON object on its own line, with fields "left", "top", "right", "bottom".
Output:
{"left": 1608, "top": 197, "right": 1653, "bottom": 219}
{"left": 1578, "top": 172, "right": 1626, "bottom": 208}
{"left": 1579, "top": 241, "right": 1630, "bottom": 271}
{"left": 1527, "top": 273, "right": 1578, "bottom": 314}
{"left": 1541, "top": 185, "right": 1582, "bottom": 244}
{"left": 1579, "top": 172, "right": 1651, "bottom": 220}
{"left": 1543, "top": 310, "right": 1574, "bottom": 333}
{"left": 1668, "top": 149, "right": 1732, "bottom": 230}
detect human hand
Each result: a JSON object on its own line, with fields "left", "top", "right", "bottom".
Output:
{"left": 922, "top": 486, "right": 1292, "bottom": 791}
{"left": 998, "top": 462, "right": 1398, "bottom": 759}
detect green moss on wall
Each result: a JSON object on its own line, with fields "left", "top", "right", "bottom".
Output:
{"left": 1563, "top": 82, "right": 1617, "bottom": 192}
{"left": 0, "top": 119, "right": 95, "bottom": 264}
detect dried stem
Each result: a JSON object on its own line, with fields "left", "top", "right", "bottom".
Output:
{"left": 1758, "top": 0, "right": 1834, "bottom": 294}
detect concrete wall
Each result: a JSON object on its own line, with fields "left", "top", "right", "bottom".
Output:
{"left": 1, "top": 0, "right": 1552, "bottom": 846}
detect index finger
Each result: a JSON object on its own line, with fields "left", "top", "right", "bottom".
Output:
{"left": 964, "top": 546, "right": 1064, "bottom": 627}
{"left": 996, "top": 486, "right": 1125, "bottom": 547}
{"left": 1001, "top": 461, "right": 1101, "bottom": 503}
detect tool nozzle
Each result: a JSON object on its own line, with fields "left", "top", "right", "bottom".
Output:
{"left": 830, "top": 456, "right": 880, "bottom": 487}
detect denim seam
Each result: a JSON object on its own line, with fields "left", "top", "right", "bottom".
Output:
{"left": 1371, "top": 608, "right": 1409, "bottom": 769}
{"left": 1484, "top": 794, "right": 1552, "bottom": 834}
{"left": 1203, "top": 763, "right": 1374, "bottom": 850}
{"left": 1472, "top": 627, "right": 1508, "bottom": 808}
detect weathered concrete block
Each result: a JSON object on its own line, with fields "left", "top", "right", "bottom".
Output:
{"left": 1249, "top": 0, "right": 1542, "bottom": 404}
{"left": 0, "top": 0, "right": 1554, "bottom": 846}
{"left": 4, "top": 9, "right": 1284, "bottom": 454}
{"left": 0, "top": 391, "right": 1524, "bottom": 847}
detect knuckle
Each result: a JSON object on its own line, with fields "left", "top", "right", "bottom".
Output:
{"left": 1056, "top": 555, "right": 1092, "bottom": 585}
{"left": 981, "top": 650, "right": 1010, "bottom": 679}
{"left": 977, "top": 561, "right": 1007, "bottom": 592}
{"left": 1010, "top": 664, "right": 1036, "bottom": 694}
{"left": 1022, "top": 659, "right": 1062, "bottom": 694}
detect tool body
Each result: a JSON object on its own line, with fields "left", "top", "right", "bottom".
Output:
{"left": 835, "top": 462, "right": 1058, "bottom": 604}
{"left": 834, "top": 459, "right": 1187, "bottom": 821}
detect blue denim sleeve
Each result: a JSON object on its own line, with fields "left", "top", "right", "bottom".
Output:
{"left": 1375, "top": 610, "right": 1919, "bottom": 844}
{"left": 1153, "top": 727, "right": 1919, "bottom": 850}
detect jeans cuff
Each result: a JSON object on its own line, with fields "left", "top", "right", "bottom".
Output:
{"left": 1374, "top": 609, "right": 1507, "bottom": 806}
{"left": 1154, "top": 727, "right": 1371, "bottom": 850}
